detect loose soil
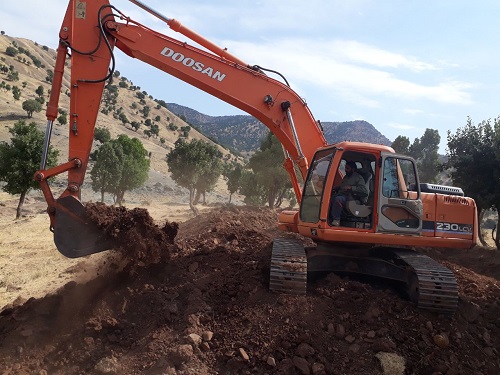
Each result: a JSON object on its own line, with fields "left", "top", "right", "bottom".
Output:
{"left": 1, "top": 201, "right": 500, "bottom": 375}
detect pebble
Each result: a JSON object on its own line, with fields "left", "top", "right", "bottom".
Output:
{"left": 433, "top": 334, "right": 449, "bottom": 348}
{"left": 267, "top": 356, "right": 277, "bottom": 367}
{"left": 349, "top": 343, "right": 361, "bottom": 353}
{"left": 426, "top": 321, "right": 434, "bottom": 332}
{"left": 94, "top": 356, "right": 121, "bottom": 374}
{"left": 312, "top": 362, "right": 326, "bottom": 375}
{"left": 295, "top": 343, "right": 315, "bottom": 357}
{"left": 345, "top": 335, "right": 356, "bottom": 344}
{"left": 187, "top": 333, "right": 202, "bottom": 346}
{"left": 293, "top": 356, "right": 310, "bottom": 375}
{"left": 239, "top": 348, "right": 249, "bottom": 361}
{"left": 202, "top": 331, "right": 214, "bottom": 341}
{"left": 188, "top": 262, "right": 199, "bottom": 273}
{"left": 336, "top": 324, "right": 346, "bottom": 338}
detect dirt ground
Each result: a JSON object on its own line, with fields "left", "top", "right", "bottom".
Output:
{"left": 1, "top": 192, "right": 500, "bottom": 375}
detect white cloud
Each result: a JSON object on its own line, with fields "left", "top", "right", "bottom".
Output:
{"left": 223, "top": 38, "right": 473, "bottom": 106}
{"left": 403, "top": 109, "right": 424, "bottom": 115}
{"left": 388, "top": 123, "right": 416, "bottom": 130}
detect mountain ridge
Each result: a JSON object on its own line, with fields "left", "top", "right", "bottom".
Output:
{"left": 166, "top": 103, "right": 392, "bottom": 153}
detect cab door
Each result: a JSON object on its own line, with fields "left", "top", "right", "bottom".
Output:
{"left": 376, "top": 152, "right": 422, "bottom": 234}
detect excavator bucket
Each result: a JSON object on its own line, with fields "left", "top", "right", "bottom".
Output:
{"left": 53, "top": 196, "right": 114, "bottom": 258}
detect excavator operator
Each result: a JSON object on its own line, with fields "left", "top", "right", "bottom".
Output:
{"left": 330, "top": 161, "right": 368, "bottom": 226}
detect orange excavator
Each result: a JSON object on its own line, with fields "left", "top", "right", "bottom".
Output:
{"left": 35, "top": 0, "right": 478, "bottom": 314}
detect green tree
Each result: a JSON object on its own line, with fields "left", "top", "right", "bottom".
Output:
{"left": 446, "top": 116, "right": 500, "bottom": 249}
{"left": 45, "top": 69, "right": 53, "bottom": 83}
{"left": 166, "top": 138, "right": 223, "bottom": 214}
{"left": 130, "top": 121, "right": 140, "bottom": 131}
{"left": 11, "top": 85, "right": 21, "bottom": 100}
{"left": 409, "top": 129, "right": 441, "bottom": 183}
{"left": 223, "top": 163, "right": 242, "bottom": 203}
{"left": 238, "top": 169, "right": 267, "bottom": 206}
{"left": 35, "top": 85, "right": 44, "bottom": 98}
{"left": 391, "top": 135, "right": 410, "bottom": 154}
{"left": 57, "top": 114, "right": 67, "bottom": 126}
{"left": 241, "top": 132, "right": 292, "bottom": 207}
{"left": 7, "top": 70, "right": 19, "bottom": 81}
{"left": 5, "top": 46, "right": 17, "bottom": 57}
{"left": 22, "top": 99, "right": 42, "bottom": 117}
{"left": 90, "top": 135, "right": 149, "bottom": 205}
{"left": 394, "top": 129, "right": 441, "bottom": 183}
{"left": 94, "top": 127, "right": 111, "bottom": 143}
{"left": 113, "top": 135, "right": 149, "bottom": 205}
{"left": 90, "top": 142, "right": 123, "bottom": 203}
{"left": 0, "top": 120, "right": 59, "bottom": 218}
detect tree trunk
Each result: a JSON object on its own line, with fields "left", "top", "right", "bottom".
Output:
{"left": 494, "top": 212, "right": 499, "bottom": 251}
{"left": 16, "top": 190, "right": 27, "bottom": 219}
{"left": 267, "top": 187, "right": 276, "bottom": 208}
{"left": 478, "top": 209, "right": 488, "bottom": 247}
{"left": 193, "top": 189, "right": 202, "bottom": 205}
{"left": 228, "top": 193, "right": 232, "bottom": 204}
{"left": 100, "top": 189, "right": 105, "bottom": 203}
{"left": 116, "top": 191, "right": 125, "bottom": 206}
{"left": 189, "top": 188, "right": 199, "bottom": 216}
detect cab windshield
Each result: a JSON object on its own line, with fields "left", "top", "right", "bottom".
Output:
{"left": 300, "top": 148, "right": 336, "bottom": 223}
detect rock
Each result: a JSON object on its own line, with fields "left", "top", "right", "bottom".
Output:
{"left": 367, "top": 331, "right": 376, "bottom": 339}
{"left": 239, "top": 348, "right": 249, "bottom": 361}
{"left": 187, "top": 333, "right": 202, "bottom": 346}
{"left": 461, "top": 301, "right": 481, "bottom": 323}
{"left": 482, "top": 347, "right": 495, "bottom": 357}
{"left": 433, "top": 334, "right": 449, "bottom": 348}
{"left": 266, "top": 356, "right": 277, "bottom": 367}
{"left": 94, "top": 356, "right": 121, "bottom": 374}
{"left": 169, "top": 344, "right": 194, "bottom": 365}
{"left": 295, "top": 342, "right": 315, "bottom": 357}
{"left": 202, "top": 331, "right": 214, "bottom": 341}
{"left": 372, "top": 338, "right": 396, "bottom": 352}
{"left": 293, "top": 356, "right": 311, "bottom": 374}
{"left": 20, "top": 328, "right": 33, "bottom": 337}
{"left": 375, "top": 352, "right": 405, "bottom": 375}
{"left": 345, "top": 335, "right": 356, "bottom": 344}
{"left": 312, "top": 362, "right": 326, "bottom": 375}
{"left": 327, "top": 323, "right": 335, "bottom": 335}
{"left": 483, "top": 331, "right": 491, "bottom": 346}
{"left": 426, "top": 321, "right": 434, "bottom": 332}
{"left": 187, "top": 314, "right": 200, "bottom": 327}
{"left": 188, "top": 262, "right": 199, "bottom": 273}
{"left": 200, "top": 342, "right": 210, "bottom": 351}
{"left": 336, "top": 324, "right": 346, "bottom": 338}
{"left": 349, "top": 343, "right": 361, "bottom": 353}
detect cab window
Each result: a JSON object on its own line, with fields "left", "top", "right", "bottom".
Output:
{"left": 300, "top": 149, "right": 336, "bottom": 223}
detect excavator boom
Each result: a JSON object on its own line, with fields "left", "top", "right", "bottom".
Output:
{"left": 35, "top": 0, "right": 327, "bottom": 257}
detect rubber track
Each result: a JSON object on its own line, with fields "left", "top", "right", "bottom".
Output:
{"left": 394, "top": 250, "right": 458, "bottom": 314}
{"left": 269, "top": 238, "right": 307, "bottom": 295}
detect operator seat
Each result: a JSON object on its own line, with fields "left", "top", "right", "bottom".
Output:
{"left": 346, "top": 161, "right": 374, "bottom": 218}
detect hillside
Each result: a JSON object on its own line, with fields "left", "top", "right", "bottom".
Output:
{"left": 0, "top": 34, "right": 234, "bottom": 185}
{"left": 167, "top": 103, "right": 392, "bottom": 153}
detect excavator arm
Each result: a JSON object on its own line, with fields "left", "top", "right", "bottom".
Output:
{"left": 35, "top": 0, "right": 327, "bottom": 257}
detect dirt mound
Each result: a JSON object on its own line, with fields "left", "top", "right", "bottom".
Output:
{"left": 1, "top": 206, "right": 500, "bottom": 374}
{"left": 86, "top": 202, "right": 179, "bottom": 264}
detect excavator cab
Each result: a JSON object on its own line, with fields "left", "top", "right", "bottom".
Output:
{"left": 297, "top": 142, "right": 423, "bottom": 241}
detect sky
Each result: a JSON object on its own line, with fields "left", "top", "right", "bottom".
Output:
{"left": 1, "top": 0, "right": 499, "bottom": 151}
